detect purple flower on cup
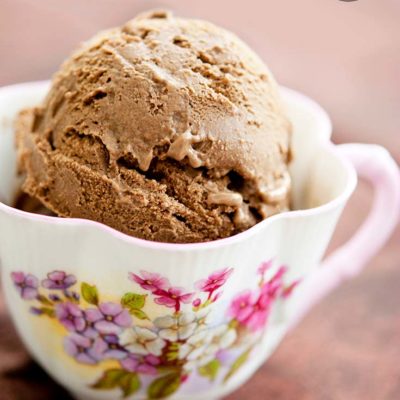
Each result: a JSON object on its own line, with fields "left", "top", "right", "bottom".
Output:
{"left": 81, "top": 323, "right": 100, "bottom": 339}
{"left": 11, "top": 272, "right": 38, "bottom": 300}
{"left": 30, "top": 306, "right": 43, "bottom": 315}
{"left": 85, "top": 302, "right": 132, "bottom": 335}
{"left": 91, "top": 335, "right": 127, "bottom": 360}
{"left": 120, "top": 353, "right": 160, "bottom": 375}
{"left": 64, "top": 333, "right": 99, "bottom": 365}
{"left": 64, "top": 333, "right": 127, "bottom": 364}
{"left": 41, "top": 271, "right": 77, "bottom": 290}
{"left": 56, "top": 302, "right": 85, "bottom": 332}
{"left": 64, "top": 290, "right": 80, "bottom": 302}
{"left": 49, "top": 294, "right": 61, "bottom": 302}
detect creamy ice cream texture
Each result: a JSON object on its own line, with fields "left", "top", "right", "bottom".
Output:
{"left": 16, "top": 10, "right": 292, "bottom": 243}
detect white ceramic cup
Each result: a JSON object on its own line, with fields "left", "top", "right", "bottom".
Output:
{"left": 0, "top": 82, "right": 399, "bottom": 400}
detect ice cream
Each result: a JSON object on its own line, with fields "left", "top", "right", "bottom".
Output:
{"left": 15, "top": 10, "right": 292, "bottom": 243}
{"left": 14, "top": 192, "right": 54, "bottom": 216}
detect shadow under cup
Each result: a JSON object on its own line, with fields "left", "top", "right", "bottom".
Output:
{"left": 0, "top": 82, "right": 357, "bottom": 400}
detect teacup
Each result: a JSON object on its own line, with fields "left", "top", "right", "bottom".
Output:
{"left": 0, "top": 81, "right": 398, "bottom": 400}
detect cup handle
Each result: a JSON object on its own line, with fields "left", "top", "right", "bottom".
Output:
{"left": 288, "top": 143, "right": 400, "bottom": 330}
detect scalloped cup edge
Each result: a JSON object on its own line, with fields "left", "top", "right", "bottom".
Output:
{"left": 0, "top": 82, "right": 357, "bottom": 252}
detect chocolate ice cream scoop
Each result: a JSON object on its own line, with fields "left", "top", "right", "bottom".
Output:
{"left": 15, "top": 10, "right": 292, "bottom": 243}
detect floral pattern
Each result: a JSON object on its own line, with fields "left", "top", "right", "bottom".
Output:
{"left": 11, "top": 272, "right": 38, "bottom": 300}
{"left": 11, "top": 261, "right": 299, "bottom": 399}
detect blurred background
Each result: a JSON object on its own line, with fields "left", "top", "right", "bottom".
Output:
{"left": 0, "top": 0, "right": 399, "bottom": 399}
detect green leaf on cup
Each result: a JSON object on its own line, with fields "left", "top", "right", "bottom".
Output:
{"left": 166, "top": 350, "right": 179, "bottom": 362}
{"left": 38, "top": 307, "right": 55, "bottom": 318}
{"left": 223, "top": 346, "right": 253, "bottom": 383}
{"left": 147, "top": 372, "right": 181, "bottom": 399}
{"left": 129, "top": 308, "right": 149, "bottom": 320}
{"left": 156, "top": 365, "right": 180, "bottom": 374}
{"left": 92, "top": 368, "right": 127, "bottom": 389}
{"left": 81, "top": 282, "right": 99, "bottom": 305}
{"left": 36, "top": 294, "right": 53, "bottom": 306}
{"left": 121, "top": 292, "right": 147, "bottom": 310}
{"left": 121, "top": 293, "right": 148, "bottom": 319}
{"left": 198, "top": 359, "right": 221, "bottom": 381}
{"left": 120, "top": 372, "right": 141, "bottom": 398}
{"left": 168, "top": 342, "right": 180, "bottom": 351}
{"left": 165, "top": 340, "right": 180, "bottom": 362}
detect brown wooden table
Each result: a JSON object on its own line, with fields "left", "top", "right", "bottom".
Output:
{"left": 0, "top": 1, "right": 399, "bottom": 399}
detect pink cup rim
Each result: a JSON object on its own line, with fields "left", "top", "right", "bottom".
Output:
{"left": 0, "top": 81, "right": 357, "bottom": 252}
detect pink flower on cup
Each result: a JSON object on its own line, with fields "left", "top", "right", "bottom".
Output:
{"left": 228, "top": 289, "right": 272, "bottom": 332}
{"left": 282, "top": 280, "right": 300, "bottom": 298}
{"left": 228, "top": 265, "right": 292, "bottom": 332}
{"left": 11, "top": 272, "right": 38, "bottom": 300}
{"left": 211, "top": 291, "right": 223, "bottom": 302}
{"left": 85, "top": 302, "right": 131, "bottom": 335}
{"left": 228, "top": 290, "right": 255, "bottom": 324}
{"left": 262, "top": 266, "right": 287, "bottom": 297}
{"left": 258, "top": 260, "right": 273, "bottom": 276}
{"left": 195, "top": 268, "right": 233, "bottom": 300}
{"left": 121, "top": 353, "right": 160, "bottom": 375}
{"left": 41, "top": 271, "right": 77, "bottom": 290}
{"left": 154, "top": 287, "right": 194, "bottom": 313}
{"left": 129, "top": 271, "right": 170, "bottom": 293}
{"left": 56, "top": 302, "right": 86, "bottom": 332}
{"left": 192, "top": 298, "right": 201, "bottom": 308}
{"left": 245, "top": 293, "right": 272, "bottom": 331}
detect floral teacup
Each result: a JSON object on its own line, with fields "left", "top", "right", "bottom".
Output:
{"left": 0, "top": 81, "right": 399, "bottom": 400}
